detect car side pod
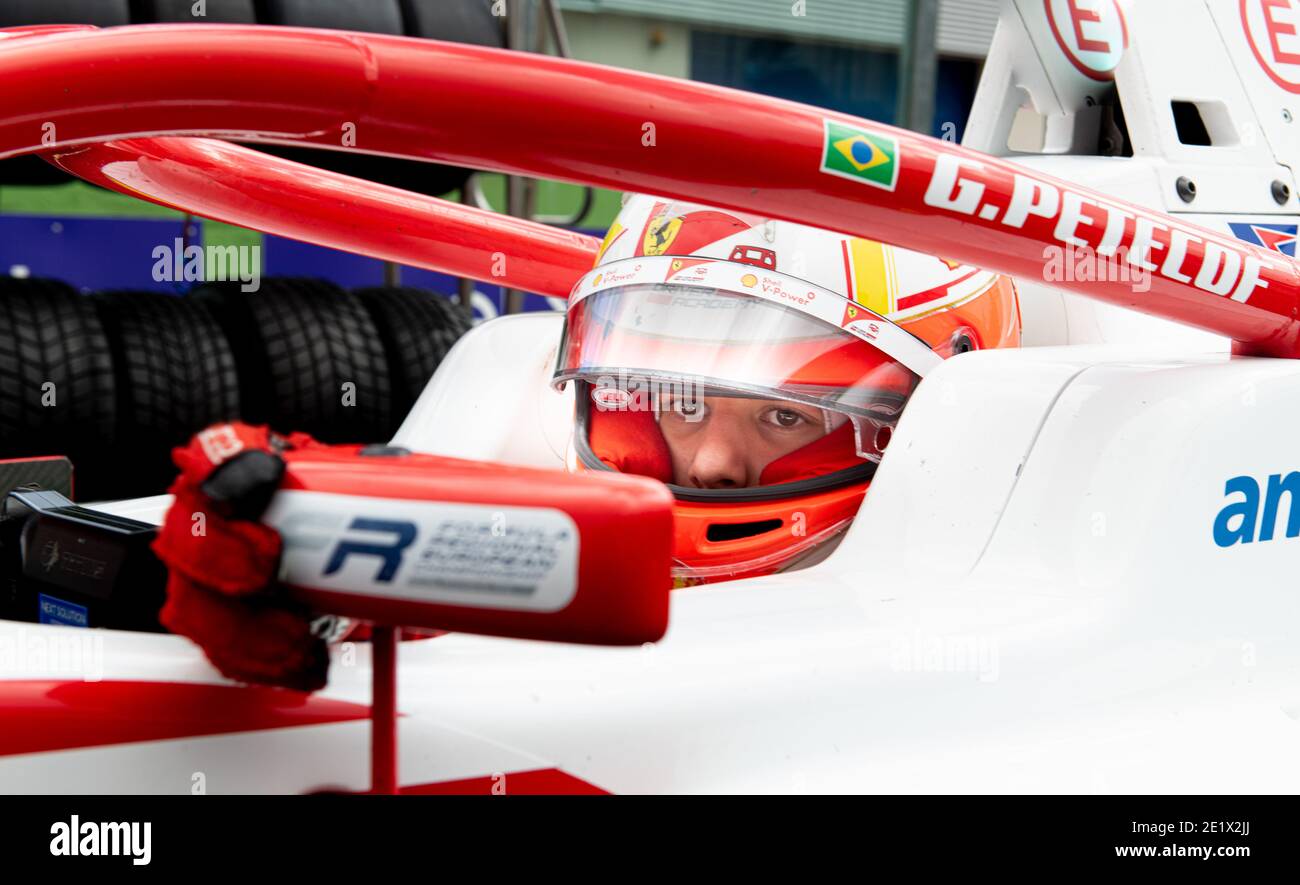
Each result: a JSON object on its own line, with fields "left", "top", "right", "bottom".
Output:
{"left": 261, "top": 445, "right": 675, "bottom": 793}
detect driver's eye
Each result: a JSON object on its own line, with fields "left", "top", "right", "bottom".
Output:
{"left": 765, "top": 408, "right": 806, "bottom": 429}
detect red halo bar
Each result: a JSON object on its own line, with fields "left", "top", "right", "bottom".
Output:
{"left": 45, "top": 137, "right": 599, "bottom": 298}
{"left": 1, "top": 24, "right": 1298, "bottom": 355}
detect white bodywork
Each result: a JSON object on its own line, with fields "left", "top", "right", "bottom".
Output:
{"left": 4, "top": 0, "right": 1300, "bottom": 793}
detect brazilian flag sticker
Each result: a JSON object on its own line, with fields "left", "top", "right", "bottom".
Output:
{"left": 820, "top": 120, "right": 899, "bottom": 191}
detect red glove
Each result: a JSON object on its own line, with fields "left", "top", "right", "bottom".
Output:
{"left": 152, "top": 423, "right": 329, "bottom": 692}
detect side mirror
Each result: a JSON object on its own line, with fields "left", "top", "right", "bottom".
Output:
{"left": 263, "top": 449, "right": 674, "bottom": 646}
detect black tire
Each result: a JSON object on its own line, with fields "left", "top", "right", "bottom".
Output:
{"left": 197, "top": 278, "right": 392, "bottom": 444}
{"left": 0, "top": 277, "right": 116, "bottom": 498}
{"left": 354, "top": 286, "right": 471, "bottom": 434}
{"left": 93, "top": 290, "right": 242, "bottom": 496}
{"left": 257, "top": 0, "right": 403, "bottom": 33}
{"left": 0, "top": 0, "right": 130, "bottom": 26}
{"left": 249, "top": 0, "right": 475, "bottom": 196}
{"left": 133, "top": 0, "right": 257, "bottom": 24}
{"left": 400, "top": 0, "right": 505, "bottom": 45}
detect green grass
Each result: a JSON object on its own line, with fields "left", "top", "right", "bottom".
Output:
{"left": 469, "top": 175, "right": 621, "bottom": 229}
{"left": 0, "top": 173, "right": 622, "bottom": 231}
{"left": 0, "top": 181, "right": 185, "bottom": 218}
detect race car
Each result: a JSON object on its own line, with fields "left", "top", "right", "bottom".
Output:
{"left": 3, "top": 0, "right": 1300, "bottom": 794}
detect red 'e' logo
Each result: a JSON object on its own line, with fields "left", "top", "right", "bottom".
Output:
{"left": 1044, "top": 0, "right": 1129, "bottom": 81}
{"left": 1243, "top": 0, "right": 1300, "bottom": 91}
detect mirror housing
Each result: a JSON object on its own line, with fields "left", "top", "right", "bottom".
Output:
{"left": 263, "top": 448, "right": 674, "bottom": 645}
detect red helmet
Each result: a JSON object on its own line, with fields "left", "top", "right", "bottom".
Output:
{"left": 554, "top": 195, "right": 1020, "bottom": 585}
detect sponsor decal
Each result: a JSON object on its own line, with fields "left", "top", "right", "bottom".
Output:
{"left": 267, "top": 492, "right": 580, "bottom": 612}
{"left": 1044, "top": 0, "right": 1129, "bottom": 81}
{"left": 1214, "top": 471, "right": 1300, "bottom": 547}
{"left": 851, "top": 319, "right": 884, "bottom": 343}
{"left": 324, "top": 518, "right": 417, "bottom": 583}
{"left": 664, "top": 257, "right": 713, "bottom": 282}
{"left": 591, "top": 264, "right": 641, "bottom": 290}
{"left": 38, "top": 593, "right": 89, "bottom": 628}
{"left": 589, "top": 374, "right": 702, "bottom": 415}
{"left": 727, "top": 245, "right": 777, "bottom": 270}
{"left": 820, "top": 120, "right": 900, "bottom": 191}
{"left": 643, "top": 214, "right": 683, "bottom": 256}
{"left": 592, "top": 373, "right": 701, "bottom": 405}
{"left": 923, "top": 154, "right": 1272, "bottom": 304}
{"left": 1241, "top": 0, "right": 1300, "bottom": 93}
{"left": 37, "top": 540, "right": 107, "bottom": 582}
{"left": 591, "top": 386, "right": 634, "bottom": 410}
{"left": 196, "top": 424, "right": 244, "bottom": 465}
{"left": 758, "top": 275, "right": 817, "bottom": 307}
{"left": 841, "top": 303, "right": 884, "bottom": 330}
{"left": 1228, "top": 221, "right": 1298, "bottom": 257}
{"left": 637, "top": 203, "right": 752, "bottom": 257}
{"left": 740, "top": 273, "right": 758, "bottom": 288}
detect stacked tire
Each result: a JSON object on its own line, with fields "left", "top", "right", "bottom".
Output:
{"left": 195, "top": 278, "right": 395, "bottom": 444}
{"left": 93, "top": 290, "right": 242, "bottom": 495}
{"left": 0, "top": 277, "right": 470, "bottom": 501}
{"left": 354, "top": 285, "right": 471, "bottom": 434}
{"left": 0, "top": 279, "right": 116, "bottom": 498}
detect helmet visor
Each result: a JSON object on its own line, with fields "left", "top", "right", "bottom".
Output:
{"left": 554, "top": 283, "right": 920, "bottom": 418}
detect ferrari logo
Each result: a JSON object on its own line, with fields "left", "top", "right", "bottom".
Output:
{"left": 644, "top": 215, "right": 683, "bottom": 256}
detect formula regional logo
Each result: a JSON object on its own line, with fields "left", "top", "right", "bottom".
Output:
{"left": 323, "top": 518, "right": 417, "bottom": 583}
{"left": 1044, "top": 0, "right": 1128, "bottom": 81}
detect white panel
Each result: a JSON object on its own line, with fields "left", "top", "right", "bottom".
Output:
{"left": 827, "top": 347, "right": 1091, "bottom": 583}
{"left": 977, "top": 353, "right": 1300, "bottom": 622}
{"left": 392, "top": 312, "right": 573, "bottom": 469}
{"left": 1117, "top": 0, "right": 1295, "bottom": 214}
{"left": 1208, "top": 0, "right": 1300, "bottom": 180}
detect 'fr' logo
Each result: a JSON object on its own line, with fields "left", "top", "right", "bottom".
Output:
{"left": 324, "top": 518, "right": 417, "bottom": 583}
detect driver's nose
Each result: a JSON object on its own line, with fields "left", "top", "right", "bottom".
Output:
{"left": 686, "top": 422, "right": 751, "bottom": 489}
